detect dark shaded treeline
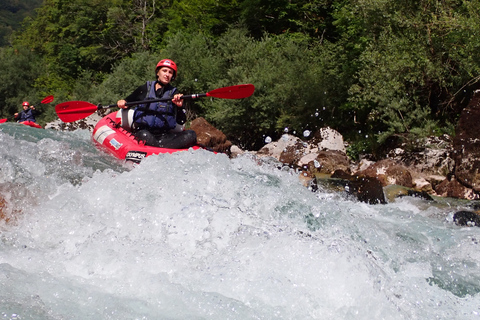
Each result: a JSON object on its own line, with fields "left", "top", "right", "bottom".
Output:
{"left": 0, "top": 0, "right": 43, "bottom": 46}
{"left": 1, "top": 0, "right": 480, "bottom": 153}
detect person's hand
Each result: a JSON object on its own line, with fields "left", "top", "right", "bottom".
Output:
{"left": 14, "top": 113, "right": 18, "bottom": 117}
{"left": 172, "top": 94, "right": 183, "bottom": 107}
{"left": 117, "top": 99, "right": 127, "bottom": 109}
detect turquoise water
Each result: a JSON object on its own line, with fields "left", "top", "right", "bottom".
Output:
{"left": 1, "top": 123, "right": 480, "bottom": 319}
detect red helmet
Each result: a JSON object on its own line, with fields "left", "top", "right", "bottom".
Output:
{"left": 22, "top": 101, "right": 29, "bottom": 107}
{"left": 156, "top": 59, "right": 177, "bottom": 80}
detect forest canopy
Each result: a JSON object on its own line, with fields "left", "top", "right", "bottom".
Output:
{"left": 1, "top": 0, "right": 480, "bottom": 153}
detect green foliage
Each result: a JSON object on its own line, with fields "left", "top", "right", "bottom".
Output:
{"left": 336, "top": 0, "right": 480, "bottom": 145}
{"left": 91, "top": 51, "right": 159, "bottom": 104}
{"left": 0, "top": 0, "right": 42, "bottom": 46}
{"left": 161, "top": 29, "right": 339, "bottom": 149}
{"left": 14, "top": 0, "right": 134, "bottom": 80}
{"left": 0, "top": 46, "right": 45, "bottom": 119}
{"left": 240, "top": 0, "right": 333, "bottom": 39}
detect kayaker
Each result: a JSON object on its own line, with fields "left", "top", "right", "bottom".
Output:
{"left": 14, "top": 101, "right": 39, "bottom": 123}
{"left": 116, "top": 59, "right": 197, "bottom": 149}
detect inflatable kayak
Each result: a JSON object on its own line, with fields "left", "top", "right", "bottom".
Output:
{"left": 19, "top": 121, "right": 43, "bottom": 129}
{"left": 0, "top": 119, "right": 42, "bottom": 128}
{"left": 92, "top": 112, "right": 201, "bottom": 163}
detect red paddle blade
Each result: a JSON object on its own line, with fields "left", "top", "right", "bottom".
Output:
{"left": 207, "top": 84, "right": 255, "bottom": 99}
{"left": 55, "top": 101, "right": 98, "bottom": 122}
{"left": 41, "top": 95, "right": 54, "bottom": 104}
{"left": 0, "top": 118, "right": 7, "bottom": 124}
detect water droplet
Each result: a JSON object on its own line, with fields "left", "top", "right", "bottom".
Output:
{"left": 264, "top": 136, "right": 272, "bottom": 143}
{"left": 303, "top": 130, "right": 311, "bottom": 138}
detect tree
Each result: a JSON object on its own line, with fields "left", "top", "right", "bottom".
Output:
{"left": 333, "top": 0, "right": 480, "bottom": 144}
{"left": 0, "top": 46, "right": 44, "bottom": 119}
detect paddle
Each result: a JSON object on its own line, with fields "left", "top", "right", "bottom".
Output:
{"left": 55, "top": 84, "right": 255, "bottom": 123}
{"left": 39, "top": 95, "right": 55, "bottom": 105}
{"left": 0, "top": 95, "right": 54, "bottom": 123}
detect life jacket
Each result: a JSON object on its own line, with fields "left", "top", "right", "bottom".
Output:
{"left": 18, "top": 109, "right": 36, "bottom": 122}
{"left": 132, "top": 81, "right": 178, "bottom": 133}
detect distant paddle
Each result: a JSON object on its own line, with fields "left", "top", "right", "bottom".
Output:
{"left": 55, "top": 84, "right": 255, "bottom": 123}
{"left": 40, "top": 95, "right": 55, "bottom": 104}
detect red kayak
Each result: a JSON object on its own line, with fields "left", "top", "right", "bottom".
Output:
{"left": 92, "top": 112, "right": 201, "bottom": 163}
{"left": 19, "top": 121, "right": 43, "bottom": 129}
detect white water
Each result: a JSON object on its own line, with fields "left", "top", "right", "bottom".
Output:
{"left": 1, "top": 123, "right": 480, "bottom": 319}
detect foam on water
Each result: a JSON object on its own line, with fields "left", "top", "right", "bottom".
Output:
{"left": 1, "top": 124, "right": 480, "bottom": 319}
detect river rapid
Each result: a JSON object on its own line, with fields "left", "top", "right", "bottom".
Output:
{"left": 1, "top": 123, "right": 480, "bottom": 319}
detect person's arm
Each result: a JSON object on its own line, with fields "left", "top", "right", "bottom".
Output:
{"left": 125, "top": 83, "right": 149, "bottom": 102}
{"left": 117, "top": 83, "right": 148, "bottom": 109}
{"left": 31, "top": 106, "right": 40, "bottom": 116}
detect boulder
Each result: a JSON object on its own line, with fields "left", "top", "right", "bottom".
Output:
{"left": 305, "top": 150, "right": 350, "bottom": 175}
{"left": 435, "top": 177, "right": 480, "bottom": 200}
{"left": 312, "top": 127, "right": 347, "bottom": 153}
{"left": 257, "top": 134, "right": 302, "bottom": 160}
{"left": 45, "top": 112, "right": 102, "bottom": 131}
{"left": 453, "top": 89, "right": 480, "bottom": 193}
{"left": 330, "top": 170, "right": 387, "bottom": 204}
{"left": 0, "top": 193, "right": 7, "bottom": 224}
{"left": 386, "top": 134, "right": 454, "bottom": 177}
{"left": 355, "top": 159, "right": 413, "bottom": 188}
{"left": 190, "top": 117, "right": 232, "bottom": 154}
{"left": 453, "top": 211, "right": 480, "bottom": 227}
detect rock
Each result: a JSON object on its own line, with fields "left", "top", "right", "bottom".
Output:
{"left": 435, "top": 177, "right": 480, "bottom": 200}
{"left": 278, "top": 140, "right": 310, "bottom": 165}
{"left": 453, "top": 89, "right": 480, "bottom": 193}
{"left": 413, "top": 177, "right": 434, "bottom": 193}
{"left": 257, "top": 134, "right": 302, "bottom": 160}
{"left": 404, "top": 190, "right": 434, "bottom": 201}
{"left": 330, "top": 170, "right": 387, "bottom": 204}
{"left": 453, "top": 211, "right": 480, "bottom": 227}
{"left": 230, "top": 145, "right": 245, "bottom": 158}
{"left": 190, "top": 117, "right": 232, "bottom": 154}
{"left": 45, "top": 112, "right": 103, "bottom": 131}
{"left": 386, "top": 134, "right": 454, "bottom": 177}
{"left": 306, "top": 150, "right": 350, "bottom": 175}
{"left": 355, "top": 159, "right": 413, "bottom": 188}
{"left": 312, "top": 127, "right": 347, "bottom": 153}
{"left": 0, "top": 193, "right": 8, "bottom": 225}
{"left": 257, "top": 128, "right": 350, "bottom": 175}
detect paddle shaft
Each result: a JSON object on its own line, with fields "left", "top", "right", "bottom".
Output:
{"left": 98, "top": 93, "right": 206, "bottom": 110}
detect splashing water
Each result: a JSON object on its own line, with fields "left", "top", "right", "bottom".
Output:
{"left": 1, "top": 123, "right": 480, "bottom": 319}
